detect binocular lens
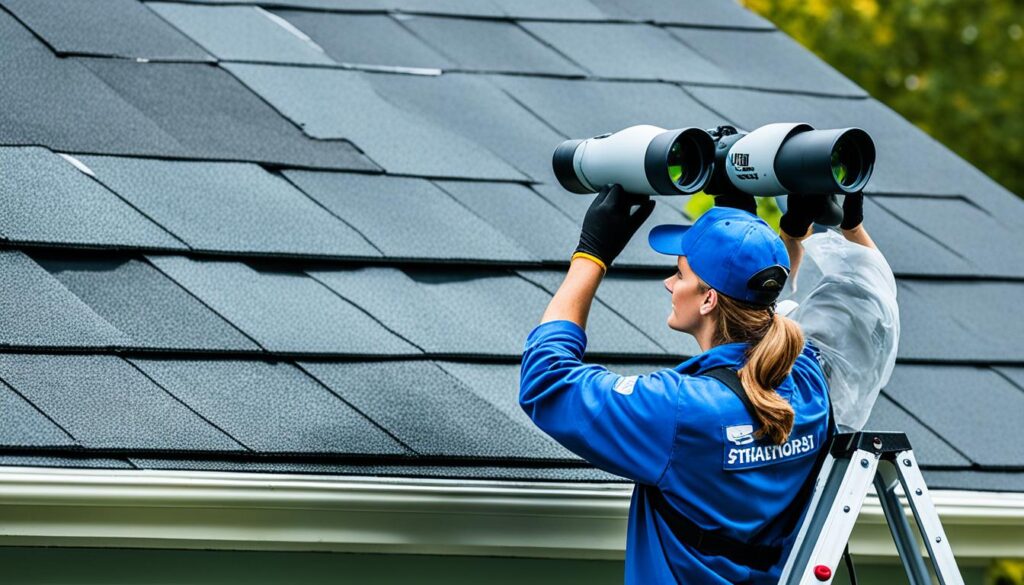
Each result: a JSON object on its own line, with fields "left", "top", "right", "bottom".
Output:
{"left": 668, "top": 142, "right": 685, "bottom": 184}
{"left": 660, "top": 130, "right": 713, "bottom": 193}
{"left": 831, "top": 136, "right": 867, "bottom": 188}
{"left": 666, "top": 137, "right": 704, "bottom": 189}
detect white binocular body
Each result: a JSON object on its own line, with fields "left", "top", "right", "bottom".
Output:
{"left": 553, "top": 123, "right": 875, "bottom": 198}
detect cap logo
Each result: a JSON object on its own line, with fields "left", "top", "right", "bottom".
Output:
{"left": 745, "top": 265, "right": 789, "bottom": 305}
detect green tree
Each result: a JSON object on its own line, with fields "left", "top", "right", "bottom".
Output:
{"left": 741, "top": 0, "right": 1024, "bottom": 198}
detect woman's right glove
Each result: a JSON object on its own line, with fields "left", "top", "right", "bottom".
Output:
{"left": 781, "top": 192, "right": 866, "bottom": 238}
{"left": 573, "top": 184, "right": 655, "bottom": 270}
{"left": 779, "top": 193, "right": 829, "bottom": 239}
{"left": 840, "top": 192, "right": 864, "bottom": 230}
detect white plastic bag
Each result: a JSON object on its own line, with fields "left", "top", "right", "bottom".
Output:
{"left": 783, "top": 230, "right": 900, "bottom": 432}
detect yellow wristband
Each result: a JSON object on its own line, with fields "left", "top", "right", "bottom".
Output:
{"left": 571, "top": 251, "right": 607, "bottom": 273}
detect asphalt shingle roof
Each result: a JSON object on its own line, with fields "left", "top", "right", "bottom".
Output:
{"left": 1, "top": 0, "right": 1022, "bottom": 491}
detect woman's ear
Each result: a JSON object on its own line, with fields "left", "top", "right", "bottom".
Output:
{"left": 700, "top": 288, "right": 718, "bottom": 316}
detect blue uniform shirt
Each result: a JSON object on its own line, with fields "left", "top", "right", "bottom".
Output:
{"left": 520, "top": 320, "right": 830, "bottom": 584}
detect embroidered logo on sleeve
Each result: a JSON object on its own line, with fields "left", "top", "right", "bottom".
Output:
{"left": 613, "top": 376, "right": 638, "bottom": 396}
{"left": 723, "top": 425, "right": 818, "bottom": 470}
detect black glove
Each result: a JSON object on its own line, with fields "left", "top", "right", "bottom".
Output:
{"left": 779, "top": 193, "right": 829, "bottom": 238}
{"left": 713, "top": 193, "right": 757, "bottom": 215}
{"left": 575, "top": 184, "right": 655, "bottom": 269}
{"left": 840, "top": 192, "right": 864, "bottom": 230}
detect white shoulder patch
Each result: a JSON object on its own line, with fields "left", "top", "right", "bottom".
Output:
{"left": 612, "top": 376, "right": 638, "bottom": 396}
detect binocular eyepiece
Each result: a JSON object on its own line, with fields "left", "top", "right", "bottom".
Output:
{"left": 553, "top": 123, "right": 876, "bottom": 199}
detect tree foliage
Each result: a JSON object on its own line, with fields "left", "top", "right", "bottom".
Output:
{"left": 741, "top": 0, "right": 1024, "bottom": 198}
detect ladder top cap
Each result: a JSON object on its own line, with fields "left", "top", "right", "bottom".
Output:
{"left": 829, "top": 431, "right": 912, "bottom": 459}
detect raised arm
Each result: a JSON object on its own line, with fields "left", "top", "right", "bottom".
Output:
{"left": 538, "top": 184, "right": 654, "bottom": 328}
{"left": 779, "top": 193, "right": 878, "bottom": 289}
{"left": 778, "top": 192, "right": 899, "bottom": 431}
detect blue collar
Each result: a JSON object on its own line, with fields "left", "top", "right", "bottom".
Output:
{"left": 675, "top": 342, "right": 749, "bottom": 375}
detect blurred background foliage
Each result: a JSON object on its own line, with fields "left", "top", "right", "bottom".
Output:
{"left": 739, "top": 0, "right": 1023, "bottom": 198}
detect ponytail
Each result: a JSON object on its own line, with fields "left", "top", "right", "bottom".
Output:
{"left": 705, "top": 283, "right": 805, "bottom": 444}
{"left": 739, "top": 313, "right": 803, "bottom": 444}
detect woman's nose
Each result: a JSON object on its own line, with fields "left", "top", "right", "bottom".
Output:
{"left": 663, "top": 276, "right": 674, "bottom": 293}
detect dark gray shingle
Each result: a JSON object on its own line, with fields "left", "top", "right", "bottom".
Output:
{"left": 148, "top": 3, "right": 336, "bottom": 65}
{"left": 224, "top": 64, "right": 524, "bottom": 180}
{"left": 130, "top": 458, "right": 621, "bottom": 481}
{"left": 884, "top": 365, "right": 1024, "bottom": 467}
{"left": 492, "top": 0, "right": 607, "bottom": 19}
{"left": 0, "top": 148, "right": 184, "bottom": 250}
{"left": 668, "top": 28, "right": 865, "bottom": 96}
{"left": 300, "top": 360, "right": 571, "bottom": 459}
{"left": 521, "top": 22, "right": 728, "bottom": 84}
{"left": 0, "top": 251, "right": 129, "bottom": 349}
{"left": 921, "top": 470, "right": 1024, "bottom": 493}
{"left": 874, "top": 196, "right": 1024, "bottom": 279}
{"left": 437, "top": 361, "right": 577, "bottom": 459}
{"left": 315, "top": 266, "right": 665, "bottom": 356}
{"left": 37, "top": 257, "right": 259, "bottom": 352}
{"left": 0, "top": 354, "right": 242, "bottom": 451}
{"left": 0, "top": 11, "right": 183, "bottom": 155}
{"left": 896, "top": 280, "right": 1023, "bottom": 362}
{"left": 363, "top": 72, "right": 566, "bottom": 182}
{"left": 865, "top": 394, "right": 969, "bottom": 467}
{"left": 493, "top": 76, "right": 723, "bottom": 140}
{"left": 129, "top": 358, "right": 411, "bottom": 455}
{"left": 0, "top": 0, "right": 212, "bottom": 61}
{"left": 148, "top": 256, "right": 419, "bottom": 355}
{"left": 309, "top": 267, "right": 544, "bottom": 355}
{"left": 857, "top": 197, "right": 974, "bottom": 277}
{"left": 0, "top": 455, "right": 133, "bottom": 469}
{"left": 80, "top": 59, "right": 377, "bottom": 171}
{"left": 78, "top": 156, "right": 380, "bottom": 258}
{"left": 0, "top": 380, "right": 75, "bottom": 447}
{"left": 273, "top": 11, "right": 454, "bottom": 69}
{"left": 282, "top": 171, "right": 533, "bottom": 262}
{"left": 587, "top": 0, "right": 774, "bottom": 28}
{"left": 400, "top": 15, "right": 585, "bottom": 76}
{"left": 435, "top": 181, "right": 578, "bottom": 262}
{"left": 515, "top": 270, "right": 670, "bottom": 356}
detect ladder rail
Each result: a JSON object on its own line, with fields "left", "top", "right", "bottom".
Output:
{"left": 780, "top": 449, "right": 880, "bottom": 585}
{"left": 777, "top": 432, "right": 964, "bottom": 585}
{"left": 892, "top": 449, "right": 964, "bottom": 585}
{"left": 873, "top": 465, "right": 931, "bottom": 585}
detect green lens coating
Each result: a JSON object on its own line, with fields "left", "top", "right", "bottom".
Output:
{"left": 668, "top": 141, "right": 685, "bottom": 184}
{"left": 831, "top": 147, "right": 848, "bottom": 184}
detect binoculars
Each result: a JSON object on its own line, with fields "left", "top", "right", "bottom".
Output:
{"left": 552, "top": 122, "right": 876, "bottom": 205}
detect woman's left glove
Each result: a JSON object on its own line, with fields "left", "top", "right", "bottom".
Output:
{"left": 574, "top": 184, "right": 656, "bottom": 270}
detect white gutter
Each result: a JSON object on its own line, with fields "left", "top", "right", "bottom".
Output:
{"left": 0, "top": 466, "right": 1020, "bottom": 561}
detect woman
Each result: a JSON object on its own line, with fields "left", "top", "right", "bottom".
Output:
{"left": 519, "top": 186, "right": 895, "bottom": 584}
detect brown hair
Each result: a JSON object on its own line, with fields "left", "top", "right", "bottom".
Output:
{"left": 699, "top": 281, "right": 804, "bottom": 444}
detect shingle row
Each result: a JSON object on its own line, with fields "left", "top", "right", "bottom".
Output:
{"left": 1, "top": 356, "right": 1018, "bottom": 471}
{"left": 6, "top": 143, "right": 1023, "bottom": 279}
{"left": 6, "top": 247, "right": 1024, "bottom": 361}
{"left": 18, "top": 0, "right": 774, "bottom": 29}
{"left": 0, "top": 352, "right": 575, "bottom": 460}
{"left": 0, "top": 11, "right": 373, "bottom": 171}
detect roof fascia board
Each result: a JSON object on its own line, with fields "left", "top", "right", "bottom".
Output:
{"left": 0, "top": 466, "right": 1020, "bottom": 560}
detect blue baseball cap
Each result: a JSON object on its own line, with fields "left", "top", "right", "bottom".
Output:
{"left": 648, "top": 207, "right": 790, "bottom": 306}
